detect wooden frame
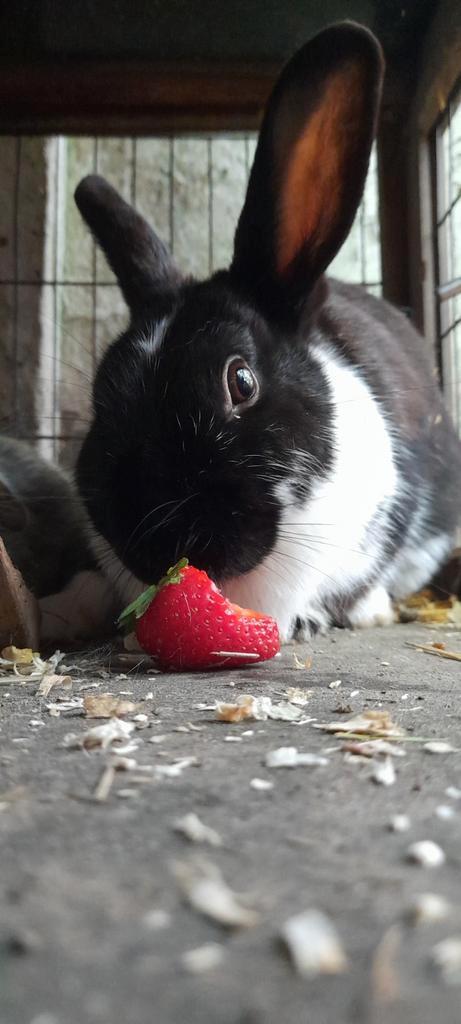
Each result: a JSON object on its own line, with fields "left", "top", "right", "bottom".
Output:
{"left": 406, "top": 0, "right": 461, "bottom": 343}
{"left": 0, "top": 60, "right": 277, "bottom": 134}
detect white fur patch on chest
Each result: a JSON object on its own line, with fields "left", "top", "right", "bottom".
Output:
{"left": 223, "top": 345, "right": 398, "bottom": 638}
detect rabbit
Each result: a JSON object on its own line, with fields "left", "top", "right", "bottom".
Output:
{"left": 73, "top": 20, "right": 461, "bottom": 642}
{"left": 0, "top": 435, "right": 115, "bottom": 641}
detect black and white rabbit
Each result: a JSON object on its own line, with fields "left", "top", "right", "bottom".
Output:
{"left": 0, "top": 435, "right": 114, "bottom": 640}
{"left": 73, "top": 21, "right": 461, "bottom": 641}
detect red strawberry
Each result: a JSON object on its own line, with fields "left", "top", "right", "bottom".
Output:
{"left": 118, "top": 558, "right": 280, "bottom": 670}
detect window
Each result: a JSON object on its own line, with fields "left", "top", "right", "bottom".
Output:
{"left": 432, "top": 78, "right": 461, "bottom": 433}
{"left": 0, "top": 135, "right": 381, "bottom": 466}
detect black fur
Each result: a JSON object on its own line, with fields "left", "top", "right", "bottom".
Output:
{"left": 73, "top": 21, "right": 461, "bottom": 631}
{"left": 77, "top": 280, "right": 333, "bottom": 583}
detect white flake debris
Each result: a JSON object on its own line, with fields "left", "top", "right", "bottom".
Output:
{"left": 265, "top": 747, "right": 329, "bottom": 769}
{"left": 389, "top": 814, "right": 411, "bottom": 832}
{"left": 142, "top": 909, "right": 172, "bottom": 930}
{"left": 62, "top": 718, "right": 135, "bottom": 750}
{"left": 372, "top": 757, "right": 396, "bottom": 787}
{"left": 406, "top": 840, "right": 446, "bottom": 868}
{"left": 215, "top": 694, "right": 311, "bottom": 724}
{"left": 281, "top": 909, "right": 348, "bottom": 977}
{"left": 250, "top": 778, "right": 274, "bottom": 791}
{"left": 423, "top": 741, "right": 457, "bottom": 754}
{"left": 431, "top": 937, "right": 461, "bottom": 984}
{"left": 174, "top": 860, "right": 259, "bottom": 928}
{"left": 316, "top": 709, "right": 405, "bottom": 739}
{"left": 435, "top": 805, "right": 455, "bottom": 820}
{"left": 224, "top": 735, "right": 242, "bottom": 742}
{"left": 405, "top": 893, "right": 450, "bottom": 925}
{"left": 328, "top": 680, "right": 342, "bottom": 689}
{"left": 174, "top": 813, "right": 222, "bottom": 847}
{"left": 445, "top": 786, "right": 461, "bottom": 800}
{"left": 181, "top": 942, "right": 225, "bottom": 974}
{"left": 154, "top": 757, "right": 198, "bottom": 779}
{"left": 284, "top": 687, "right": 311, "bottom": 706}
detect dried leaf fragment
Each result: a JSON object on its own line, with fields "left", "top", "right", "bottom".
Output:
{"left": 174, "top": 813, "right": 222, "bottom": 847}
{"left": 281, "top": 909, "right": 348, "bottom": 977}
{"left": 174, "top": 859, "right": 259, "bottom": 928}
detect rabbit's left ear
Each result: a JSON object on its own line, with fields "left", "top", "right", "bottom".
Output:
{"left": 231, "top": 22, "right": 384, "bottom": 322}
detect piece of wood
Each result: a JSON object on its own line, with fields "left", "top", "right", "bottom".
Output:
{"left": 0, "top": 60, "right": 276, "bottom": 134}
{"left": 0, "top": 538, "right": 40, "bottom": 650}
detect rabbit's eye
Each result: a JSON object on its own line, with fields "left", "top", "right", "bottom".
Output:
{"left": 225, "top": 357, "right": 259, "bottom": 409}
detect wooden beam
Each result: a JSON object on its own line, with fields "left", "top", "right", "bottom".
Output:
{"left": 0, "top": 59, "right": 277, "bottom": 134}
{"left": 377, "top": 71, "right": 412, "bottom": 311}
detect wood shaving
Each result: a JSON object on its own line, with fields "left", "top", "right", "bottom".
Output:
{"left": 215, "top": 694, "right": 310, "bottom": 724}
{"left": 1, "top": 645, "right": 36, "bottom": 664}
{"left": 173, "top": 813, "right": 222, "bottom": 847}
{"left": 62, "top": 718, "right": 135, "bottom": 750}
{"left": 37, "top": 673, "right": 72, "bottom": 697}
{"left": 406, "top": 641, "right": 461, "bottom": 662}
{"left": 316, "top": 709, "right": 405, "bottom": 739}
{"left": 405, "top": 892, "right": 450, "bottom": 925}
{"left": 284, "top": 686, "right": 312, "bottom": 705}
{"left": 431, "top": 937, "right": 461, "bottom": 984}
{"left": 174, "top": 859, "right": 259, "bottom": 928}
{"left": 281, "top": 908, "right": 347, "bottom": 977}
{"left": 83, "top": 693, "right": 140, "bottom": 718}
{"left": 265, "top": 747, "right": 329, "bottom": 769}
{"left": 292, "top": 653, "right": 312, "bottom": 670}
{"left": 181, "top": 942, "right": 225, "bottom": 973}
{"left": 372, "top": 757, "right": 396, "bottom": 786}
{"left": 406, "top": 840, "right": 446, "bottom": 868}
{"left": 370, "top": 924, "right": 402, "bottom": 1005}
{"left": 398, "top": 589, "right": 461, "bottom": 626}
{"left": 342, "top": 739, "right": 406, "bottom": 758}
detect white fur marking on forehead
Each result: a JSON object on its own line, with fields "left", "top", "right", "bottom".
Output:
{"left": 138, "top": 316, "right": 170, "bottom": 358}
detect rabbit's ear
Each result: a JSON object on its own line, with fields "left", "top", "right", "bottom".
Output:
{"left": 231, "top": 22, "right": 384, "bottom": 323}
{"left": 75, "top": 175, "right": 182, "bottom": 317}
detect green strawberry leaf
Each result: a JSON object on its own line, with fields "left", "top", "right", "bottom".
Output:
{"left": 117, "top": 557, "right": 189, "bottom": 633}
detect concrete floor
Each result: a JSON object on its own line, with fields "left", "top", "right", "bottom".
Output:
{"left": 1, "top": 622, "right": 461, "bottom": 1024}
